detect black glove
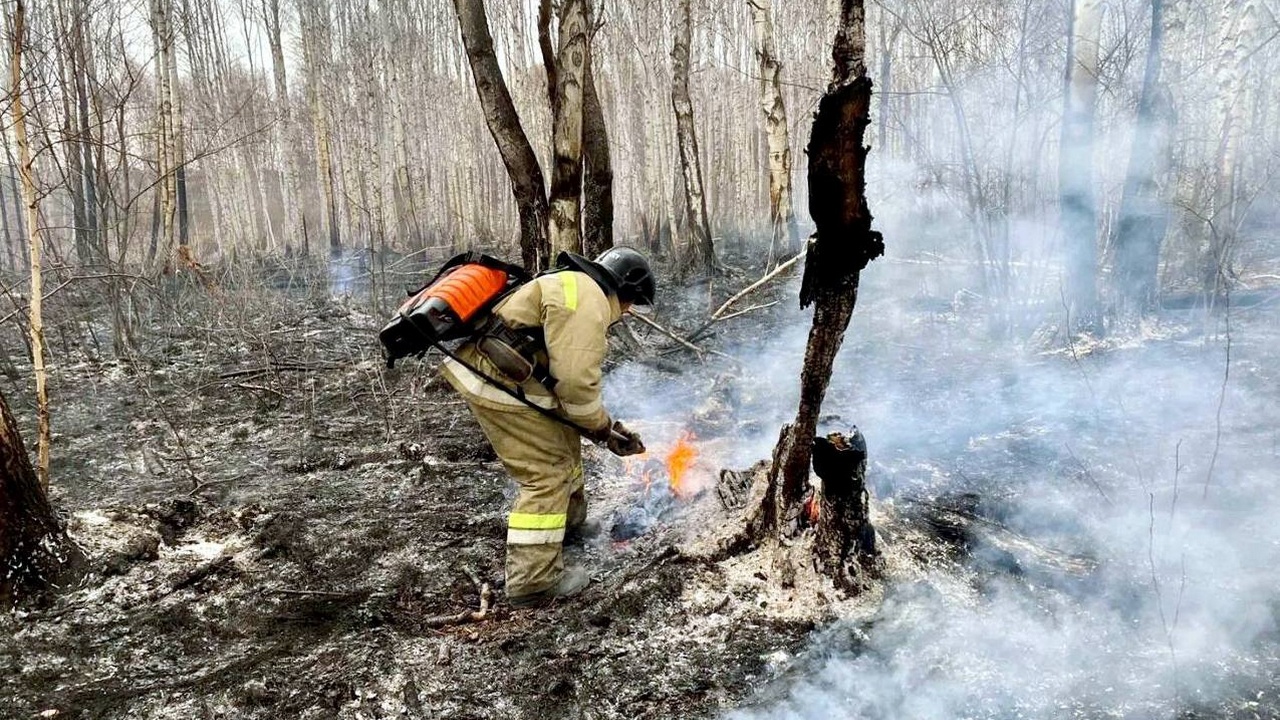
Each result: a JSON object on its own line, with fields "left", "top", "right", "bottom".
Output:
{"left": 594, "top": 420, "right": 645, "bottom": 457}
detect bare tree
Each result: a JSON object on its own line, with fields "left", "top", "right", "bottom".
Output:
{"left": 9, "top": 0, "right": 51, "bottom": 488}
{"left": 581, "top": 4, "right": 614, "bottom": 259}
{"left": 1113, "top": 0, "right": 1176, "bottom": 314}
{"left": 1059, "top": 0, "right": 1103, "bottom": 328}
{"left": 548, "top": 0, "right": 588, "bottom": 256}
{"left": 731, "top": 0, "right": 884, "bottom": 592}
{"left": 748, "top": 0, "right": 799, "bottom": 261}
{"left": 453, "top": 0, "right": 551, "bottom": 271}
{"left": 1205, "top": 0, "right": 1261, "bottom": 299}
{"left": 671, "top": 0, "right": 715, "bottom": 273}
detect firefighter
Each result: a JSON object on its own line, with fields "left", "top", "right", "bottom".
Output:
{"left": 441, "top": 247, "right": 656, "bottom": 607}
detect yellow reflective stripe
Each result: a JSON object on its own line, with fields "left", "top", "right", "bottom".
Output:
{"left": 562, "top": 272, "right": 578, "bottom": 311}
{"left": 443, "top": 359, "right": 557, "bottom": 409}
{"left": 561, "top": 395, "right": 603, "bottom": 416}
{"left": 509, "top": 512, "right": 567, "bottom": 530}
{"left": 507, "top": 527, "right": 566, "bottom": 544}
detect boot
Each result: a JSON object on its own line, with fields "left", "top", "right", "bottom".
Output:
{"left": 564, "top": 519, "right": 602, "bottom": 546}
{"left": 508, "top": 566, "right": 591, "bottom": 608}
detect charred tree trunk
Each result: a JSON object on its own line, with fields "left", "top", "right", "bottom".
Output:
{"left": 671, "top": 0, "right": 715, "bottom": 274}
{"left": 741, "top": 0, "right": 883, "bottom": 585}
{"left": 0, "top": 386, "right": 83, "bottom": 606}
{"left": 454, "top": 0, "right": 552, "bottom": 271}
{"left": 582, "top": 17, "right": 614, "bottom": 259}
{"left": 548, "top": 0, "right": 588, "bottom": 257}
{"left": 1112, "top": 0, "right": 1173, "bottom": 315}
{"left": 813, "top": 429, "right": 877, "bottom": 591}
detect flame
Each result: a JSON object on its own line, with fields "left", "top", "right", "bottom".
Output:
{"left": 804, "top": 495, "right": 820, "bottom": 524}
{"left": 665, "top": 431, "right": 699, "bottom": 498}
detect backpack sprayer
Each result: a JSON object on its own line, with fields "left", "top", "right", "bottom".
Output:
{"left": 379, "top": 252, "right": 634, "bottom": 446}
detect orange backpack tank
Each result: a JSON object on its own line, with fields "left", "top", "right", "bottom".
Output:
{"left": 379, "top": 252, "right": 530, "bottom": 366}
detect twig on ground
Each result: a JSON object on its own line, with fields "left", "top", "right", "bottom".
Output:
{"left": 217, "top": 363, "right": 341, "bottom": 380}
{"left": 266, "top": 587, "right": 360, "bottom": 597}
{"left": 1063, "top": 443, "right": 1112, "bottom": 505}
{"left": 423, "top": 583, "right": 492, "bottom": 627}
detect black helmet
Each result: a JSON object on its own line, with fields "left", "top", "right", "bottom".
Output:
{"left": 595, "top": 246, "right": 656, "bottom": 306}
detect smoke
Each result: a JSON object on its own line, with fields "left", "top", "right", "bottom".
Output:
{"left": 602, "top": 143, "right": 1280, "bottom": 717}
{"left": 691, "top": 169, "right": 1276, "bottom": 716}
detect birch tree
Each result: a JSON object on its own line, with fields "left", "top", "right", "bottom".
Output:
{"left": 748, "top": 0, "right": 799, "bottom": 261}
{"left": 1206, "top": 0, "right": 1260, "bottom": 299}
{"left": 672, "top": 0, "right": 715, "bottom": 273}
{"left": 9, "top": 0, "right": 51, "bottom": 488}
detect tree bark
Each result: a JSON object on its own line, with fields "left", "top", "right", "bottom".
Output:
{"left": 761, "top": 0, "right": 883, "bottom": 547}
{"left": 10, "top": 1, "right": 52, "bottom": 490}
{"left": 581, "top": 8, "right": 614, "bottom": 259}
{"left": 813, "top": 429, "right": 877, "bottom": 592}
{"left": 300, "top": 1, "right": 342, "bottom": 257}
{"left": 1059, "top": 0, "right": 1103, "bottom": 329}
{"left": 1112, "top": 0, "right": 1174, "bottom": 314}
{"left": 150, "top": 0, "right": 176, "bottom": 270}
{"left": 671, "top": 0, "right": 715, "bottom": 273}
{"left": 548, "top": 0, "right": 588, "bottom": 257}
{"left": 748, "top": 0, "right": 799, "bottom": 260}
{"left": 453, "top": 0, "right": 552, "bottom": 271}
{"left": 264, "top": 0, "right": 302, "bottom": 253}
{"left": 0, "top": 384, "right": 83, "bottom": 606}
{"left": 1205, "top": 0, "right": 1259, "bottom": 300}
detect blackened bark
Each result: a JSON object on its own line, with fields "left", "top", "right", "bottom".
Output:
{"left": 1113, "top": 0, "right": 1172, "bottom": 314}
{"left": 453, "top": 0, "right": 552, "bottom": 271}
{"left": 769, "top": 0, "right": 883, "bottom": 538}
{"left": 582, "top": 28, "right": 614, "bottom": 259}
{"left": 0, "top": 388, "right": 82, "bottom": 606}
{"left": 813, "top": 430, "right": 878, "bottom": 592}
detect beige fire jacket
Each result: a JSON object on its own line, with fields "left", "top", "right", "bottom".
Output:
{"left": 440, "top": 270, "right": 622, "bottom": 435}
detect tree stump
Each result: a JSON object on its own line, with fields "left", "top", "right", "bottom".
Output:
{"left": 813, "top": 428, "right": 879, "bottom": 592}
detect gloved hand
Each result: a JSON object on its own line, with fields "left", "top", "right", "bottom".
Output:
{"left": 596, "top": 420, "right": 645, "bottom": 457}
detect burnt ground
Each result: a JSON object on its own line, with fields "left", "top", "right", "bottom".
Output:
{"left": 0, "top": 273, "right": 823, "bottom": 720}
{"left": 3, "top": 254, "right": 1280, "bottom": 719}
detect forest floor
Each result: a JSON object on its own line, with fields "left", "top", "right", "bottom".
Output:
{"left": 2, "top": 255, "right": 1280, "bottom": 719}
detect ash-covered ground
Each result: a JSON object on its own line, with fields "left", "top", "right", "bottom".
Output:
{"left": 2, "top": 241, "right": 1279, "bottom": 719}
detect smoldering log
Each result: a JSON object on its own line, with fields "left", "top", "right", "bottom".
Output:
{"left": 812, "top": 429, "right": 879, "bottom": 592}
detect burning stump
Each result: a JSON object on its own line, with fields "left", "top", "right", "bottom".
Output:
{"left": 812, "top": 428, "right": 879, "bottom": 592}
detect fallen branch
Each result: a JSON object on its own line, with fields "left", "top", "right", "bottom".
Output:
{"left": 625, "top": 312, "right": 705, "bottom": 359}
{"left": 710, "top": 248, "right": 804, "bottom": 321}
{"left": 423, "top": 583, "right": 492, "bottom": 628}
{"left": 217, "top": 362, "right": 341, "bottom": 380}
{"left": 686, "top": 250, "right": 804, "bottom": 342}
{"left": 716, "top": 301, "right": 778, "bottom": 323}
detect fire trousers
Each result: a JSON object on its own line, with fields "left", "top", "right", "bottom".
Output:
{"left": 466, "top": 401, "right": 587, "bottom": 598}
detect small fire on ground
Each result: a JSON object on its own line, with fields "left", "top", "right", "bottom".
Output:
{"left": 612, "top": 430, "right": 714, "bottom": 541}
{"left": 628, "top": 430, "right": 712, "bottom": 500}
